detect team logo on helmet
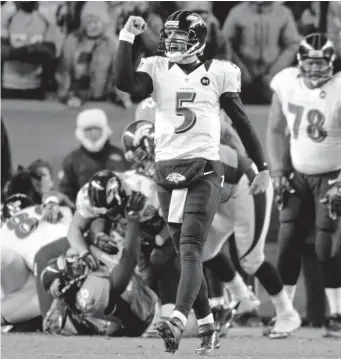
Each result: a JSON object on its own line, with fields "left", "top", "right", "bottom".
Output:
{"left": 134, "top": 123, "right": 154, "bottom": 147}
{"left": 186, "top": 14, "right": 203, "bottom": 26}
{"left": 106, "top": 177, "right": 121, "bottom": 205}
{"left": 166, "top": 173, "right": 186, "bottom": 184}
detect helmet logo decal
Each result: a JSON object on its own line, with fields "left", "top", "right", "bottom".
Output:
{"left": 134, "top": 124, "right": 153, "bottom": 147}
{"left": 91, "top": 181, "right": 104, "bottom": 191}
{"left": 186, "top": 14, "right": 202, "bottom": 26}
{"left": 106, "top": 177, "right": 121, "bottom": 205}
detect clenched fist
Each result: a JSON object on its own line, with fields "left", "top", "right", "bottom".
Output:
{"left": 123, "top": 16, "right": 147, "bottom": 36}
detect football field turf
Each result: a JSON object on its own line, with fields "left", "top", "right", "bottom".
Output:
{"left": 2, "top": 329, "right": 340, "bottom": 359}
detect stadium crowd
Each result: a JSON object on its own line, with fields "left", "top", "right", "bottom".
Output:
{"left": 1, "top": 1, "right": 341, "bottom": 105}
{"left": 1, "top": 0, "right": 341, "bottom": 349}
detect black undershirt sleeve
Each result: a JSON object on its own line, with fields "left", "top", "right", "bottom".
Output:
{"left": 115, "top": 40, "right": 153, "bottom": 97}
{"left": 220, "top": 92, "right": 268, "bottom": 171}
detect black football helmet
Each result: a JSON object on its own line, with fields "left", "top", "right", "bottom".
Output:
{"left": 2, "top": 193, "right": 35, "bottom": 221}
{"left": 87, "top": 170, "right": 126, "bottom": 217}
{"left": 297, "top": 33, "right": 335, "bottom": 87}
{"left": 122, "top": 120, "right": 155, "bottom": 178}
{"left": 159, "top": 10, "right": 207, "bottom": 63}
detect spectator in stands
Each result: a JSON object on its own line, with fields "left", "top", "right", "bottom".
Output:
{"left": 1, "top": 118, "right": 12, "bottom": 197}
{"left": 285, "top": 2, "right": 321, "bottom": 36}
{"left": 56, "top": 1, "right": 131, "bottom": 109}
{"left": 222, "top": 1, "right": 301, "bottom": 104}
{"left": 59, "top": 108, "right": 130, "bottom": 203}
{"left": 176, "top": 1, "right": 225, "bottom": 60}
{"left": 327, "top": 1, "right": 341, "bottom": 71}
{"left": 1, "top": 1, "right": 57, "bottom": 99}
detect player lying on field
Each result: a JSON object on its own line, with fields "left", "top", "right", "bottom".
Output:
{"left": 1, "top": 160, "right": 74, "bottom": 332}
{"left": 42, "top": 179, "right": 160, "bottom": 336}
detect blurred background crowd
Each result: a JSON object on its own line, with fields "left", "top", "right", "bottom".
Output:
{"left": 1, "top": 1, "right": 341, "bottom": 107}
{"left": 1, "top": 1, "right": 341, "bottom": 332}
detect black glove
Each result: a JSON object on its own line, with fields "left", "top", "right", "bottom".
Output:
{"left": 80, "top": 251, "right": 99, "bottom": 271}
{"left": 272, "top": 173, "right": 296, "bottom": 210}
{"left": 125, "top": 191, "right": 146, "bottom": 219}
{"left": 92, "top": 232, "right": 119, "bottom": 255}
{"left": 320, "top": 179, "right": 341, "bottom": 220}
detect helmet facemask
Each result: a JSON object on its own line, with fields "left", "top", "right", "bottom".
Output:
{"left": 160, "top": 28, "right": 205, "bottom": 63}
{"left": 298, "top": 54, "right": 334, "bottom": 87}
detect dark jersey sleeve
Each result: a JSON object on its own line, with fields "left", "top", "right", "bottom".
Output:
{"left": 108, "top": 217, "right": 140, "bottom": 296}
{"left": 220, "top": 93, "right": 268, "bottom": 172}
{"left": 114, "top": 39, "right": 153, "bottom": 97}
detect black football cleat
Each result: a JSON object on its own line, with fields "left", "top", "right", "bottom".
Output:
{"left": 195, "top": 323, "right": 220, "bottom": 355}
{"left": 324, "top": 315, "right": 341, "bottom": 338}
{"left": 156, "top": 317, "right": 184, "bottom": 354}
{"left": 212, "top": 304, "right": 237, "bottom": 337}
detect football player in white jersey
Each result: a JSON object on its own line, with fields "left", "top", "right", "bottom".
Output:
{"left": 1, "top": 195, "right": 72, "bottom": 330}
{"left": 267, "top": 33, "right": 341, "bottom": 337}
{"left": 115, "top": 10, "right": 270, "bottom": 353}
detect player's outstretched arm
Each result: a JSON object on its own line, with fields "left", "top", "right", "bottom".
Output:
{"left": 114, "top": 16, "right": 153, "bottom": 97}
{"left": 266, "top": 92, "right": 291, "bottom": 175}
{"left": 108, "top": 192, "right": 146, "bottom": 296}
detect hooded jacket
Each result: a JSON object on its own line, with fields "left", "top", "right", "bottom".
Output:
{"left": 222, "top": 2, "right": 301, "bottom": 77}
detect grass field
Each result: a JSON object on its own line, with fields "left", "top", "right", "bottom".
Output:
{"left": 2, "top": 329, "right": 340, "bottom": 359}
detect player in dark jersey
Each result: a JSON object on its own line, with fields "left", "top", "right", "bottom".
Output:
{"left": 41, "top": 190, "right": 158, "bottom": 336}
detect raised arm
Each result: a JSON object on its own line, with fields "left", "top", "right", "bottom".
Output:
{"left": 114, "top": 16, "right": 153, "bottom": 97}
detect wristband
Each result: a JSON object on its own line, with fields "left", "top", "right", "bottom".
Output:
{"left": 43, "top": 195, "right": 60, "bottom": 206}
{"left": 119, "top": 29, "right": 135, "bottom": 44}
{"left": 257, "top": 162, "right": 268, "bottom": 172}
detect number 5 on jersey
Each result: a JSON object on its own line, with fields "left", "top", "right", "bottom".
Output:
{"left": 175, "top": 92, "right": 197, "bottom": 134}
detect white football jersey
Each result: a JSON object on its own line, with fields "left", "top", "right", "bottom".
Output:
{"left": 0, "top": 205, "right": 73, "bottom": 271}
{"left": 137, "top": 57, "right": 241, "bottom": 162}
{"left": 271, "top": 67, "right": 341, "bottom": 175}
{"left": 76, "top": 171, "right": 160, "bottom": 222}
